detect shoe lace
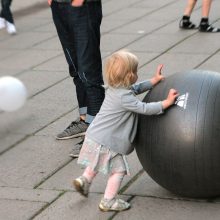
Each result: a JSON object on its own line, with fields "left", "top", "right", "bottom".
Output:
{"left": 66, "top": 119, "right": 83, "bottom": 130}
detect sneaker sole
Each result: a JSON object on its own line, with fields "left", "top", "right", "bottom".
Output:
{"left": 99, "top": 204, "right": 131, "bottom": 212}
{"left": 69, "top": 153, "right": 79, "bottom": 158}
{"left": 56, "top": 132, "right": 86, "bottom": 140}
{"left": 73, "top": 180, "right": 88, "bottom": 197}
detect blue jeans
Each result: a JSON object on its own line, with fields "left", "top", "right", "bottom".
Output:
{"left": 1, "top": 0, "right": 14, "bottom": 23}
{"left": 50, "top": 1, "right": 105, "bottom": 123}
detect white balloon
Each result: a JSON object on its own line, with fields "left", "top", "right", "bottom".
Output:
{"left": 0, "top": 76, "right": 27, "bottom": 112}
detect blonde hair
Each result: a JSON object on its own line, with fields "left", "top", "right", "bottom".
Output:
{"left": 105, "top": 50, "right": 138, "bottom": 88}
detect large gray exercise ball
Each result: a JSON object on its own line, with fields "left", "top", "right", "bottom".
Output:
{"left": 134, "top": 70, "right": 220, "bottom": 198}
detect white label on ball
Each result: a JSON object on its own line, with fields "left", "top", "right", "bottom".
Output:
{"left": 175, "top": 92, "right": 189, "bottom": 109}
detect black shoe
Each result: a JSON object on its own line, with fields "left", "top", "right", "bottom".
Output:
{"left": 179, "top": 18, "right": 197, "bottom": 29}
{"left": 199, "top": 23, "right": 220, "bottom": 33}
{"left": 69, "top": 138, "right": 84, "bottom": 158}
{"left": 56, "top": 119, "right": 89, "bottom": 140}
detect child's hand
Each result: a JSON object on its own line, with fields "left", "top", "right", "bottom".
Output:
{"left": 151, "top": 64, "right": 165, "bottom": 85}
{"left": 162, "top": 89, "right": 179, "bottom": 109}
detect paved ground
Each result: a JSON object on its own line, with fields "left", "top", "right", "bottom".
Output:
{"left": 1, "top": 0, "right": 220, "bottom": 219}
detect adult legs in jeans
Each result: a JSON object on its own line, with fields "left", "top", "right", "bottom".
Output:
{"left": 70, "top": 2, "right": 105, "bottom": 123}
{"left": 50, "top": 2, "right": 104, "bottom": 141}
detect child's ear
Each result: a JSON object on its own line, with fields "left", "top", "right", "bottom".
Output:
{"left": 129, "top": 72, "right": 136, "bottom": 82}
{"left": 125, "top": 72, "right": 136, "bottom": 85}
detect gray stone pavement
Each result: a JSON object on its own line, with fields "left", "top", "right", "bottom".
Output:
{"left": 1, "top": 0, "right": 220, "bottom": 219}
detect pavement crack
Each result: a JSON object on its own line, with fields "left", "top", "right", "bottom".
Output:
{"left": 28, "top": 191, "right": 65, "bottom": 220}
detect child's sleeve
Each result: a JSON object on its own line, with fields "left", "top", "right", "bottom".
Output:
{"left": 131, "top": 80, "right": 153, "bottom": 95}
{"left": 121, "top": 91, "right": 163, "bottom": 115}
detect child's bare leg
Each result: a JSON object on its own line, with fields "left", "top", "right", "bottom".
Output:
{"left": 83, "top": 166, "right": 97, "bottom": 183}
{"left": 179, "top": 0, "right": 197, "bottom": 29}
{"left": 184, "top": 0, "right": 197, "bottom": 16}
{"left": 104, "top": 172, "right": 125, "bottom": 200}
{"left": 99, "top": 172, "right": 130, "bottom": 212}
{"left": 201, "top": 0, "right": 212, "bottom": 17}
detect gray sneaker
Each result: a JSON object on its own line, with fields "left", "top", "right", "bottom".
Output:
{"left": 69, "top": 139, "right": 84, "bottom": 158}
{"left": 73, "top": 176, "right": 90, "bottom": 197}
{"left": 56, "top": 119, "right": 89, "bottom": 140}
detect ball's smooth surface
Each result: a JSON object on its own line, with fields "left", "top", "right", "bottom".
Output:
{"left": 135, "top": 70, "right": 220, "bottom": 198}
{"left": 0, "top": 76, "right": 27, "bottom": 112}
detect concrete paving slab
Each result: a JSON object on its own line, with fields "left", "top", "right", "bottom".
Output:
{"left": 196, "top": 54, "right": 220, "bottom": 73}
{"left": 114, "top": 196, "right": 220, "bottom": 220}
{"left": 0, "top": 32, "right": 55, "bottom": 50}
{"left": 33, "top": 192, "right": 129, "bottom": 220}
{"left": 0, "top": 49, "right": 61, "bottom": 71}
{"left": 17, "top": 70, "right": 68, "bottom": 98}
{"left": 106, "top": 7, "right": 152, "bottom": 22}
{"left": 140, "top": 1, "right": 186, "bottom": 22}
{"left": 0, "top": 136, "right": 74, "bottom": 188}
{"left": 0, "top": 69, "right": 24, "bottom": 77}
{"left": 0, "top": 133, "right": 26, "bottom": 154}
{"left": 35, "top": 111, "right": 80, "bottom": 137}
{"left": 101, "top": 19, "right": 129, "bottom": 34}
{"left": 33, "top": 54, "right": 68, "bottom": 72}
{"left": 0, "top": 49, "right": 20, "bottom": 61}
{"left": 37, "top": 158, "right": 86, "bottom": 191}
{"left": 15, "top": 17, "right": 52, "bottom": 33}
{"left": 32, "top": 36, "right": 63, "bottom": 51}
{"left": 33, "top": 22, "right": 57, "bottom": 33}
{"left": 125, "top": 172, "right": 189, "bottom": 200}
{"left": 0, "top": 199, "right": 46, "bottom": 220}
{"left": 132, "top": 51, "right": 160, "bottom": 67}
{"left": 128, "top": 33, "right": 185, "bottom": 53}
{"left": 27, "top": 7, "right": 52, "bottom": 19}
{"left": 137, "top": 53, "right": 210, "bottom": 79}
{"left": 111, "top": 19, "right": 166, "bottom": 35}
{"left": 0, "top": 186, "right": 61, "bottom": 203}
{"left": 134, "top": 0, "right": 180, "bottom": 9}
{"left": 103, "top": 0, "right": 140, "bottom": 17}
{"left": 101, "top": 33, "right": 140, "bottom": 52}
{"left": 27, "top": 78, "right": 76, "bottom": 108}
{"left": 170, "top": 33, "right": 220, "bottom": 54}
{"left": 12, "top": 0, "right": 46, "bottom": 12}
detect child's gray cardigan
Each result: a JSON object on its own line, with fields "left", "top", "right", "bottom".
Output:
{"left": 86, "top": 80, "right": 163, "bottom": 155}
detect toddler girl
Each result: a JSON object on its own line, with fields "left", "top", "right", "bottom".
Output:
{"left": 73, "top": 50, "right": 178, "bottom": 212}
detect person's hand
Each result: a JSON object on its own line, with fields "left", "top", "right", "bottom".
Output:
{"left": 150, "top": 64, "right": 165, "bottom": 86}
{"left": 71, "top": 0, "right": 85, "bottom": 7}
{"left": 162, "top": 89, "right": 179, "bottom": 109}
{"left": 48, "top": 0, "right": 52, "bottom": 6}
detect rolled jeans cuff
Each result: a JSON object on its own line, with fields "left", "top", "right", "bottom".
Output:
{"left": 79, "top": 107, "right": 87, "bottom": 115}
{"left": 85, "top": 114, "right": 95, "bottom": 124}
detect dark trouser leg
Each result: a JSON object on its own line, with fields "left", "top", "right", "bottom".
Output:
{"left": 70, "top": 2, "right": 105, "bottom": 123}
{"left": 50, "top": 2, "right": 87, "bottom": 116}
{"left": 1, "top": 0, "right": 14, "bottom": 23}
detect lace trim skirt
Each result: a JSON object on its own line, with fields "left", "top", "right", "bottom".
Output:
{"left": 77, "top": 137, "right": 130, "bottom": 175}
